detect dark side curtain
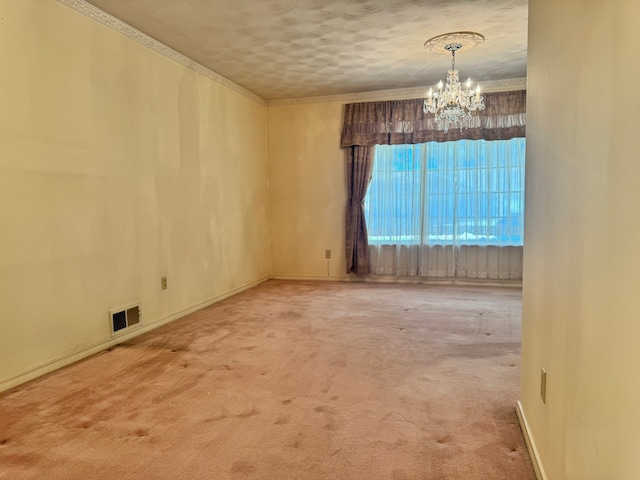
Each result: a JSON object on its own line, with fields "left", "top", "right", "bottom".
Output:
{"left": 345, "top": 146, "right": 374, "bottom": 274}
{"left": 340, "top": 90, "right": 526, "bottom": 275}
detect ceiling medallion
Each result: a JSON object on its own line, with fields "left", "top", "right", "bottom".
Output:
{"left": 423, "top": 32, "right": 485, "bottom": 54}
{"left": 423, "top": 32, "right": 486, "bottom": 133}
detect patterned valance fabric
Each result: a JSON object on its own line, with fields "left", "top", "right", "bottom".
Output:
{"left": 340, "top": 90, "right": 526, "bottom": 147}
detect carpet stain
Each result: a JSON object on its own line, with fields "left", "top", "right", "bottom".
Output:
{"left": 314, "top": 405, "right": 334, "bottom": 413}
{"left": 324, "top": 421, "right": 338, "bottom": 431}
{"left": 274, "top": 416, "right": 289, "bottom": 425}
{"left": 237, "top": 407, "right": 260, "bottom": 418}
{"left": 281, "top": 398, "right": 293, "bottom": 405}
{"left": 204, "top": 414, "right": 227, "bottom": 423}
{"left": 290, "top": 434, "right": 304, "bottom": 448}
{"left": 231, "top": 460, "right": 257, "bottom": 474}
{"left": 3, "top": 453, "right": 39, "bottom": 464}
{"left": 150, "top": 376, "right": 204, "bottom": 405}
{"left": 134, "top": 428, "right": 149, "bottom": 437}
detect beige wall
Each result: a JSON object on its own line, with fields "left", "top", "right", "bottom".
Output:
{"left": 521, "top": 1, "right": 640, "bottom": 478}
{"left": 0, "top": 1, "right": 270, "bottom": 390}
{"left": 267, "top": 102, "right": 349, "bottom": 279}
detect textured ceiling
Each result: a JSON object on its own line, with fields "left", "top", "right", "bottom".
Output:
{"left": 85, "top": 0, "right": 528, "bottom": 100}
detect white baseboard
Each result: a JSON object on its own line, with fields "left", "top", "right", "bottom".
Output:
{"left": 353, "top": 275, "right": 522, "bottom": 287}
{"left": 269, "top": 274, "right": 350, "bottom": 282}
{"left": 0, "top": 275, "right": 270, "bottom": 394}
{"left": 516, "top": 400, "right": 547, "bottom": 480}
{"left": 270, "top": 274, "right": 521, "bottom": 288}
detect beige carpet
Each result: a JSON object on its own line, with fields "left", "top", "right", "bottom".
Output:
{"left": 0, "top": 280, "right": 535, "bottom": 479}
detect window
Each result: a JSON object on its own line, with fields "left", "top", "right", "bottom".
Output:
{"left": 364, "top": 138, "right": 526, "bottom": 246}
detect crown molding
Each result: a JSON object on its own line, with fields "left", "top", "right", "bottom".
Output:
{"left": 267, "top": 78, "right": 527, "bottom": 107}
{"left": 54, "top": 0, "right": 267, "bottom": 106}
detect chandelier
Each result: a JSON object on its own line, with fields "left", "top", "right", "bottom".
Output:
{"left": 422, "top": 33, "right": 485, "bottom": 133}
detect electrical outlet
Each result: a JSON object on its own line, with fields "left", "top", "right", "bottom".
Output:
{"left": 540, "top": 367, "right": 547, "bottom": 403}
{"left": 325, "top": 249, "right": 332, "bottom": 259}
{"left": 161, "top": 276, "right": 168, "bottom": 290}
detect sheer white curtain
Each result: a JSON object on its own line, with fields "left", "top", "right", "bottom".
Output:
{"left": 364, "top": 138, "right": 525, "bottom": 280}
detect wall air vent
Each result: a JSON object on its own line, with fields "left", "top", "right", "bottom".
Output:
{"left": 110, "top": 303, "right": 141, "bottom": 336}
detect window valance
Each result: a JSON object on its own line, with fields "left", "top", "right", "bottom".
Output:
{"left": 340, "top": 90, "right": 526, "bottom": 147}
